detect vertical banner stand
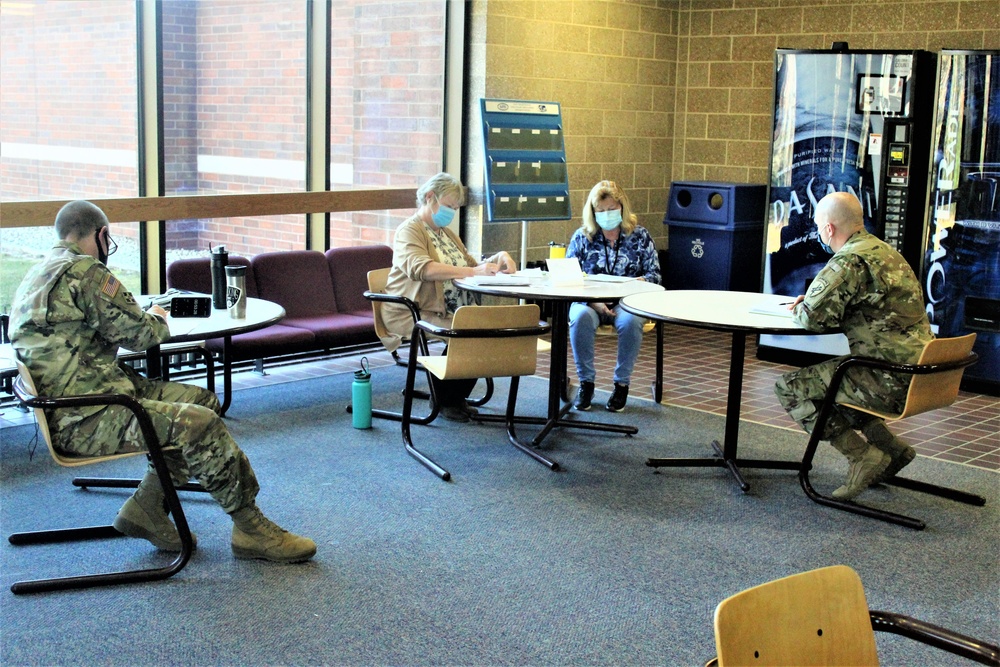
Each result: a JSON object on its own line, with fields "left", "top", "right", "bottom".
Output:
{"left": 480, "top": 99, "right": 571, "bottom": 269}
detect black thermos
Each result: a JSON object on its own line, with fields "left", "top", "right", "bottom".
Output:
{"left": 211, "top": 245, "right": 229, "bottom": 309}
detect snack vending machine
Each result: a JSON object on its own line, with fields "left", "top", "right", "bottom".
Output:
{"left": 923, "top": 50, "right": 1000, "bottom": 393}
{"left": 760, "top": 48, "right": 936, "bottom": 365}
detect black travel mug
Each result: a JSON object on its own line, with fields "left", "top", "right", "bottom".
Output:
{"left": 211, "top": 245, "right": 229, "bottom": 309}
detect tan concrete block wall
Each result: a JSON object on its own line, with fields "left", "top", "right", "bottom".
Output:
{"left": 472, "top": 0, "right": 997, "bottom": 264}
{"left": 469, "top": 0, "right": 679, "bottom": 266}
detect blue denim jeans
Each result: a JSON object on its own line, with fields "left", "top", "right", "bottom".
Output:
{"left": 568, "top": 302, "right": 645, "bottom": 385}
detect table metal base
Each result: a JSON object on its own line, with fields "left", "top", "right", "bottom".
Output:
{"left": 647, "top": 441, "right": 801, "bottom": 492}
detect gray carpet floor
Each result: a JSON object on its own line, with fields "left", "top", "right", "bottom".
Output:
{"left": 1, "top": 369, "right": 997, "bottom": 666}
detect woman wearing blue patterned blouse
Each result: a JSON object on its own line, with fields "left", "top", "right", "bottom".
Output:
{"left": 566, "top": 180, "right": 661, "bottom": 412}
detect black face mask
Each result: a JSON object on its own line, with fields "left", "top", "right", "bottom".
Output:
{"left": 94, "top": 228, "right": 117, "bottom": 265}
{"left": 95, "top": 230, "right": 108, "bottom": 265}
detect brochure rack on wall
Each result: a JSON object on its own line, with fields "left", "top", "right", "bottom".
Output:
{"left": 480, "top": 98, "right": 571, "bottom": 268}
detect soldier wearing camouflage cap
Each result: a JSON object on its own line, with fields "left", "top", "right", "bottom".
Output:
{"left": 10, "top": 200, "right": 315, "bottom": 563}
{"left": 775, "top": 192, "right": 932, "bottom": 501}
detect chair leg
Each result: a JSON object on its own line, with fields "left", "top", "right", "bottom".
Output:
{"left": 799, "top": 428, "right": 925, "bottom": 530}
{"left": 400, "top": 342, "right": 450, "bottom": 481}
{"left": 467, "top": 377, "right": 494, "bottom": 408}
{"left": 881, "top": 476, "right": 987, "bottom": 506}
{"left": 504, "top": 377, "right": 559, "bottom": 471}
{"left": 10, "top": 476, "right": 195, "bottom": 594}
{"left": 71, "top": 477, "right": 207, "bottom": 493}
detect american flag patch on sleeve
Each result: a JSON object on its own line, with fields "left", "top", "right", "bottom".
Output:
{"left": 101, "top": 274, "right": 121, "bottom": 298}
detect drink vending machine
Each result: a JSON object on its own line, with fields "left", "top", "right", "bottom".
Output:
{"left": 760, "top": 48, "right": 937, "bottom": 365}
{"left": 922, "top": 50, "right": 1000, "bottom": 393}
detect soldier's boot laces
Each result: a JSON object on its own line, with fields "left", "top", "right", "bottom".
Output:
{"left": 230, "top": 504, "right": 316, "bottom": 564}
{"left": 862, "top": 420, "right": 916, "bottom": 485}
{"left": 829, "top": 430, "right": 890, "bottom": 501}
{"left": 113, "top": 471, "right": 196, "bottom": 551}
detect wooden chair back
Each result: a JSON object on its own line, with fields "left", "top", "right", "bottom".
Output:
{"left": 367, "top": 267, "right": 392, "bottom": 343}
{"left": 713, "top": 565, "right": 879, "bottom": 666}
{"left": 15, "top": 360, "right": 140, "bottom": 468}
{"left": 418, "top": 305, "right": 542, "bottom": 381}
{"left": 841, "top": 333, "right": 977, "bottom": 420}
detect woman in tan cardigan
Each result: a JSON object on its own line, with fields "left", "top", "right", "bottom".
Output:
{"left": 382, "top": 172, "right": 517, "bottom": 422}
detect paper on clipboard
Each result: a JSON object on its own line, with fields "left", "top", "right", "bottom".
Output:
{"left": 749, "top": 299, "right": 796, "bottom": 318}
{"left": 545, "top": 257, "right": 584, "bottom": 286}
{"left": 465, "top": 273, "right": 531, "bottom": 286}
{"left": 585, "top": 274, "right": 636, "bottom": 283}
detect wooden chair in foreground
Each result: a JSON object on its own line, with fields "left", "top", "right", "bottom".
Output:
{"left": 400, "top": 304, "right": 557, "bottom": 481}
{"left": 9, "top": 360, "right": 195, "bottom": 594}
{"left": 357, "top": 266, "right": 492, "bottom": 424}
{"left": 800, "top": 333, "right": 984, "bottom": 530}
{"left": 707, "top": 565, "right": 999, "bottom": 666}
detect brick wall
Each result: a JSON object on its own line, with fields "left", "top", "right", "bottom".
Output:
{"left": 0, "top": 1, "right": 138, "bottom": 201}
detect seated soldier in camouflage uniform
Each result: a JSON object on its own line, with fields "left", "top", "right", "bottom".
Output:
{"left": 775, "top": 192, "right": 931, "bottom": 501}
{"left": 10, "top": 200, "right": 315, "bottom": 563}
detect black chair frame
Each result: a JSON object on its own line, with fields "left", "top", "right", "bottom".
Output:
{"left": 869, "top": 609, "right": 1000, "bottom": 665}
{"left": 401, "top": 318, "right": 556, "bottom": 481}
{"left": 800, "top": 352, "right": 984, "bottom": 531}
{"left": 10, "top": 378, "right": 196, "bottom": 594}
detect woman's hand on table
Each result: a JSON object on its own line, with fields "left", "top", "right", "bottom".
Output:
{"left": 493, "top": 251, "right": 517, "bottom": 274}
{"left": 473, "top": 262, "right": 501, "bottom": 277}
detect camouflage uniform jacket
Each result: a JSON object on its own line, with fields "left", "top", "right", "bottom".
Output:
{"left": 793, "top": 230, "right": 932, "bottom": 364}
{"left": 10, "top": 241, "right": 170, "bottom": 426}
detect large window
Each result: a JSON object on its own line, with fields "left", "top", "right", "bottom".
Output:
{"left": 0, "top": 0, "right": 451, "bottom": 305}
{"left": 0, "top": 0, "right": 140, "bottom": 307}
{"left": 162, "top": 0, "right": 307, "bottom": 259}
{"left": 328, "top": 1, "right": 447, "bottom": 247}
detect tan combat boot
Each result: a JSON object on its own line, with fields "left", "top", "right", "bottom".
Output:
{"left": 828, "top": 430, "right": 890, "bottom": 500}
{"left": 113, "top": 470, "right": 196, "bottom": 551}
{"left": 230, "top": 504, "right": 316, "bottom": 563}
{"left": 862, "top": 420, "right": 916, "bottom": 485}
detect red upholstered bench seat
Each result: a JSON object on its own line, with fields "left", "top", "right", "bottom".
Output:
{"left": 166, "top": 245, "right": 393, "bottom": 364}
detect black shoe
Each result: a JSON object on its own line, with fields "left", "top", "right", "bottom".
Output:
{"left": 606, "top": 383, "right": 629, "bottom": 412}
{"left": 440, "top": 405, "right": 470, "bottom": 423}
{"left": 574, "top": 381, "right": 595, "bottom": 411}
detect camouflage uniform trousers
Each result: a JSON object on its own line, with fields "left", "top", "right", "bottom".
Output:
{"left": 775, "top": 356, "right": 909, "bottom": 441}
{"left": 51, "top": 371, "right": 259, "bottom": 514}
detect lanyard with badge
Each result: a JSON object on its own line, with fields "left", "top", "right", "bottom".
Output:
{"left": 602, "top": 235, "right": 621, "bottom": 275}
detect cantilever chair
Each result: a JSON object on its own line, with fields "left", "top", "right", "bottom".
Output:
{"left": 800, "top": 333, "right": 983, "bottom": 530}
{"left": 707, "top": 565, "right": 1000, "bottom": 666}
{"left": 9, "top": 360, "right": 196, "bottom": 594}
{"left": 358, "top": 266, "right": 492, "bottom": 424}
{"left": 401, "top": 304, "right": 557, "bottom": 481}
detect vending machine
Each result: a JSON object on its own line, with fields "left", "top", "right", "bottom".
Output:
{"left": 922, "top": 50, "right": 1000, "bottom": 394}
{"left": 759, "top": 48, "right": 937, "bottom": 365}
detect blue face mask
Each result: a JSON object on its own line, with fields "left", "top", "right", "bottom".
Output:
{"left": 431, "top": 202, "right": 456, "bottom": 228}
{"left": 817, "top": 224, "right": 834, "bottom": 255}
{"left": 595, "top": 209, "right": 622, "bottom": 231}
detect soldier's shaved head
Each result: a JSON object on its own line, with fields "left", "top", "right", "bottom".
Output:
{"left": 815, "top": 192, "right": 864, "bottom": 235}
{"left": 55, "top": 200, "right": 109, "bottom": 240}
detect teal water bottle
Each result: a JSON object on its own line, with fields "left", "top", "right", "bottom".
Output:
{"left": 352, "top": 357, "right": 372, "bottom": 429}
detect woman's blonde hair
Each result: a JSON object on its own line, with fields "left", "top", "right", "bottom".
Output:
{"left": 416, "top": 172, "right": 467, "bottom": 208}
{"left": 581, "top": 180, "right": 638, "bottom": 238}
